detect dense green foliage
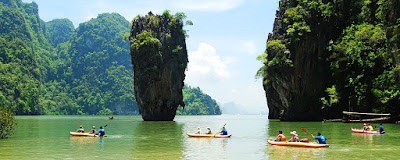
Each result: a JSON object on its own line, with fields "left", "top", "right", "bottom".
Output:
{"left": 63, "top": 13, "right": 138, "bottom": 115}
{"left": 0, "top": 37, "right": 41, "bottom": 114}
{"left": 177, "top": 86, "right": 221, "bottom": 115}
{"left": 0, "top": 0, "right": 220, "bottom": 116}
{"left": 258, "top": 0, "right": 400, "bottom": 119}
{"left": 0, "top": 0, "right": 46, "bottom": 115}
{"left": 0, "top": 107, "right": 16, "bottom": 139}
{"left": 43, "top": 18, "right": 74, "bottom": 47}
{"left": 328, "top": 24, "right": 397, "bottom": 113}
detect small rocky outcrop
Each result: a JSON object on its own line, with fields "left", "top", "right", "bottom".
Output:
{"left": 128, "top": 11, "right": 188, "bottom": 121}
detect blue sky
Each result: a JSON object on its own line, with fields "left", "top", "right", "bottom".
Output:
{"left": 23, "top": 0, "right": 279, "bottom": 114}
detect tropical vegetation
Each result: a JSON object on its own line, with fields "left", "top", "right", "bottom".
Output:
{"left": 257, "top": 0, "right": 399, "bottom": 119}
{"left": 0, "top": 0, "right": 221, "bottom": 117}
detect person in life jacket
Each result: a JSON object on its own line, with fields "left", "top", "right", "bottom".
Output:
{"left": 76, "top": 125, "right": 84, "bottom": 133}
{"left": 311, "top": 132, "right": 327, "bottom": 144}
{"left": 89, "top": 126, "right": 96, "bottom": 134}
{"left": 98, "top": 126, "right": 105, "bottom": 136}
{"left": 220, "top": 126, "right": 228, "bottom": 135}
{"left": 379, "top": 123, "right": 385, "bottom": 133}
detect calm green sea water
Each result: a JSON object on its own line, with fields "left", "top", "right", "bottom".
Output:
{"left": 0, "top": 115, "right": 399, "bottom": 159}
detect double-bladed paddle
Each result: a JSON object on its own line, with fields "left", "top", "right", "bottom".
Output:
{"left": 214, "top": 123, "right": 227, "bottom": 137}
{"left": 301, "top": 128, "right": 313, "bottom": 136}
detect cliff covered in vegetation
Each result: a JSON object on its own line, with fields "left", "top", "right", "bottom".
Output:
{"left": 0, "top": 0, "right": 220, "bottom": 116}
{"left": 258, "top": 0, "right": 400, "bottom": 121}
{"left": 128, "top": 11, "right": 189, "bottom": 121}
{"left": 177, "top": 86, "right": 221, "bottom": 115}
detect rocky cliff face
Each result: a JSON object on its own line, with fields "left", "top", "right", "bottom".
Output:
{"left": 129, "top": 12, "right": 188, "bottom": 121}
{"left": 387, "top": 0, "right": 400, "bottom": 77}
{"left": 263, "top": 0, "right": 400, "bottom": 121}
{"left": 264, "top": 1, "right": 359, "bottom": 120}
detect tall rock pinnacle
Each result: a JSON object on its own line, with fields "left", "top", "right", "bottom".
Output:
{"left": 128, "top": 11, "right": 188, "bottom": 121}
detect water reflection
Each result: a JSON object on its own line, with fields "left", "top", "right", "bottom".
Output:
{"left": 130, "top": 121, "right": 184, "bottom": 159}
{"left": 267, "top": 145, "right": 327, "bottom": 159}
{"left": 351, "top": 133, "right": 381, "bottom": 145}
{"left": 98, "top": 137, "right": 105, "bottom": 150}
{"left": 184, "top": 137, "right": 230, "bottom": 159}
{"left": 69, "top": 136, "right": 97, "bottom": 144}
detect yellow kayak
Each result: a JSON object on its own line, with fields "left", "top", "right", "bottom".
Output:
{"left": 186, "top": 133, "right": 231, "bottom": 138}
{"left": 69, "top": 132, "right": 107, "bottom": 137}
{"left": 267, "top": 140, "right": 329, "bottom": 148}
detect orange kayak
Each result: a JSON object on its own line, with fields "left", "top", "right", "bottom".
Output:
{"left": 186, "top": 133, "right": 231, "bottom": 138}
{"left": 69, "top": 132, "right": 107, "bottom": 137}
{"left": 267, "top": 140, "right": 329, "bottom": 148}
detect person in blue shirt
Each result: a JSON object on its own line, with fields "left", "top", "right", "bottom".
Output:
{"left": 220, "top": 126, "right": 228, "bottom": 135}
{"left": 98, "top": 126, "right": 105, "bottom": 136}
{"left": 379, "top": 123, "right": 385, "bottom": 133}
{"left": 311, "top": 132, "right": 327, "bottom": 144}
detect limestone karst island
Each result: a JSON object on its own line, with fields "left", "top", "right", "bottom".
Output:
{"left": 0, "top": 0, "right": 399, "bottom": 159}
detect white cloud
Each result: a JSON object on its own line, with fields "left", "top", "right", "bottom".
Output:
{"left": 187, "top": 42, "right": 231, "bottom": 81}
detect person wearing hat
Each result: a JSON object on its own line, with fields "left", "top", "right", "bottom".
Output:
{"left": 274, "top": 130, "right": 286, "bottom": 142}
{"left": 206, "top": 127, "right": 212, "bottom": 134}
{"left": 195, "top": 127, "right": 201, "bottom": 134}
{"left": 311, "top": 132, "right": 327, "bottom": 144}
{"left": 363, "top": 123, "right": 368, "bottom": 131}
{"left": 367, "top": 123, "right": 374, "bottom": 131}
{"left": 76, "top": 125, "right": 84, "bottom": 133}
{"left": 89, "top": 126, "right": 97, "bottom": 134}
{"left": 288, "top": 131, "right": 300, "bottom": 142}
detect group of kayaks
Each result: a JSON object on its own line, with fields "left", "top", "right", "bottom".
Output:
{"left": 267, "top": 127, "right": 385, "bottom": 148}
{"left": 69, "top": 123, "right": 383, "bottom": 148}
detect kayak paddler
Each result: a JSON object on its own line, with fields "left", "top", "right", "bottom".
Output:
{"left": 195, "top": 127, "right": 201, "bottom": 134}
{"left": 379, "top": 123, "right": 385, "bottom": 133}
{"left": 206, "top": 127, "right": 212, "bottom": 134}
{"left": 274, "top": 130, "right": 286, "bottom": 142}
{"left": 366, "top": 123, "right": 373, "bottom": 131}
{"left": 363, "top": 123, "right": 368, "bottom": 131}
{"left": 288, "top": 131, "right": 300, "bottom": 142}
{"left": 220, "top": 126, "right": 228, "bottom": 135}
{"left": 98, "top": 126, "right": 105, "bottom": 136}
{"left": 77, "top": 125, "right": 84, "bottom": 133}
{"left": 89, "top": 126, "right": 96, "bottom": 134}
{"left": 311, "top": 132, "right": 327, "bottom": 144}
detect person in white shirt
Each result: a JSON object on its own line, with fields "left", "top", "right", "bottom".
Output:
{"left": 195, "top": 127, "right": 201, "bottom": 134}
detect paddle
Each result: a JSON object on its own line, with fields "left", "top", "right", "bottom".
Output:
{"left": 94, "top": 124, "right": 108, "bottom": 137}
{"left": 93, "top": 124, "right": 108, "bottom": 137}
{"left": 301, "top": 128, "right": 313, "bottom": 136}
{"left": 214, "top": 123, "right": 227, "bottom": 137}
